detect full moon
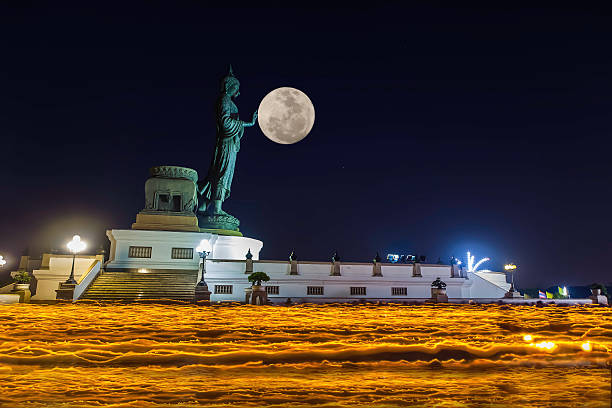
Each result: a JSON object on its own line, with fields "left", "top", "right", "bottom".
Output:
{"left": 257, "top": 87, "right": 315, "bottom": 144}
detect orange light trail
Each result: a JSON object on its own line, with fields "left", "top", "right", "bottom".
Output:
{"left": 0, "top": 303, "right": 610, "bottom": 407}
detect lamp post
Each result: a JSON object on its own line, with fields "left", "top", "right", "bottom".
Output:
{"left": 65, "top": 235, "right": 86, "bottom": 284}
{"left": 504, "top": 263, "right": 517, "bottom": 293}
{"left": 196, "top": 239, "right": 212, "bottom": 288}
{"left": 194, "top": 239, "right": 212, "bottom": 303}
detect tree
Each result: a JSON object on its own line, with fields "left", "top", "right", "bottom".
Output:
{"left": 248, "top": 272, "right": 270, "bottom": 286}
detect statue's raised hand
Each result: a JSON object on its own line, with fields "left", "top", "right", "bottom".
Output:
{"left": 242, "top": 110, "right": 258, "bottom": 128}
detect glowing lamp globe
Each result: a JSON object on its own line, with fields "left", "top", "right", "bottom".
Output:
{"left": 0, "top": 255, "right": 6, "bottom": 267}
{"left": 67, "top": 235, "right": 86, "bottom": 254}
{"left": 196, "top": 239, "right": 212, "bottom": 254}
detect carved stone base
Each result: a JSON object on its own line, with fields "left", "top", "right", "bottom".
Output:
{"left": 195, "top": 285, "right": 211, "bottom": 303}
{"left": 198, "top": 213, "right": 241, "bottom": 235}
{"left": 250, "top": 286, "right": 268, "bottom": 305}
{"left": 431, "top": 288, "right": 448, "bottom": 303}
{"left": 132, "top": 212, "right": 200, "bottom": 232}
{"left": 590, "top": 295, "right": 608, "bottom": 305}
{"left": 56, "top": 283, "right": 76, "bottom": 301}
{"left": 11, "top": 287, "right": 31, "bottom": 303}
{"left": 432, "top": 294, "right": 449, "bottom": 303}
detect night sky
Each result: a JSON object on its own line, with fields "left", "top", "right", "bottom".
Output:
{"left": 1, "top": 3, "right": 611, "bottom": 288}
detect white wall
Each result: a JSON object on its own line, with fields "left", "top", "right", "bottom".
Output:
{"left": 102, "top": 229, "right": 509, "bottom": 302}
{"left": 32, "top": 255, "right": 103, "bottom": 300}
{"left": 204, "top": 260, "right": 469, "bottom": 303}
{"left": 466, "top": 272, "right": 508, "bottom": 299}
{"left": 106, "top": 229, "right": 263, "bottom": 270}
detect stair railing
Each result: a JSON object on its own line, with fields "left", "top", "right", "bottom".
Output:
{"left": 73, "top": 259, "right": 102, "bottom": 301}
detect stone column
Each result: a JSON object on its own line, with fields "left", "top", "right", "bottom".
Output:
{"left": 412, "top": 262, "right": 422, "bottom": 277}
{"left": 330, "top": 251, "right": 341, "bottom": 276}
{"left": 289, "top": 251, "right": 298, "bottom": 275}
{"left": 450, "top": 264, "right": 460, "bottom": 278}
{"left": 290, "top": 260, "right": 298, "bottom": 275}
{"left": 372, "top": 262, "right": 382, "bottom": 277}
{"left": 330, "top": 261, "right": 341, "bottom": 276}
{"left": 245, "top": 249, "right": 253, "bottom": 274}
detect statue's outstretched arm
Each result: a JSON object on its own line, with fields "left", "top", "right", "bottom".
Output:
{"left": 242, "top": 110, "right": 258, "bottom": 128}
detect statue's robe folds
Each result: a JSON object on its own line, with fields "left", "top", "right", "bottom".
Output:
{"left": 198, "top": 94, "right": 244, "bottom": 209}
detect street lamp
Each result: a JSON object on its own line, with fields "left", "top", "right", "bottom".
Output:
{"left": 504, "top": 263, "right": 517, "bottom": 293}
{"left": 65, "top": 235, "right": 86, "bottom": 284}
{"left": 0, "top": 255, "right": 6, "bottom": 268}
{"left": 196, "top": 239, "right": 212, "bottom": 288}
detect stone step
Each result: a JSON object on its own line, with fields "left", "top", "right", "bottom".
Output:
{"left": 89, "top": 282, "right": 196, "bottom": 288}
{"left": 96, "top": 278, "right": 196, "bottom": 280}
{"left": 93, "top": 277, "right": 196, "bottom": 280}
{"left": 98, "top": 274, "right": 197, "bottom": 277}
{"left": 82, "top": 270, "right": 200, "bottom": 301}
{"left": 93, "top": 279, "right": 197, "bottom": 282}
{"left": 82, "top": 297, "right": 194, "bottom": 301}
{"left": 92, "top": 281, "right": 196, "bottom": 284}
{"left": 87, "top": 289, "right": 195, "bottom": 292}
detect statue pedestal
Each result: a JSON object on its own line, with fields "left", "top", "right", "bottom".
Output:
{"left": 198, "top": 214, "right": 242, "bottom": 236}
{"left": 106, "top": 229, "right": 263, "bottom": 271}
{"left": 132, "top": 212, "right": 200, "bottom": 232}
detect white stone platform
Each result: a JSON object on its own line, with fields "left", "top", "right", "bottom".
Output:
{"left": 105, "top": 229, "right": 263, "bottom": 270}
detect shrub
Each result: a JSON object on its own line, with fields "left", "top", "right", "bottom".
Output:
{"left": 13, "top": 270, "right": 31, "bottom": 284}
{"left": 248, "top": 272, "right": 270, "bottom": 286}
{"left": 431, "top": 278, "right": 447, "bottom": 289}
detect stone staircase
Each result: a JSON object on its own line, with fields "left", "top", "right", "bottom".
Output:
{"left": 80, "top": 269, "right": 198, "bottom": 301}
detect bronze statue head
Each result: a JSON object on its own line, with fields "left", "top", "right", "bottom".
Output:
{"left": 221, "top": 65, "right": 240, "bottom": 97}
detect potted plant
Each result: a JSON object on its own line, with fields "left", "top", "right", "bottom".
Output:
{"left": 248, "top": 272, "right": 270, "bottom": 290}
{"left": 12, "top": 270, "right": 31, "bottom": 291}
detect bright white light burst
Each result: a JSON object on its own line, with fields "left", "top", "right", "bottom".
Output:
{"left": 466, "top": 251, "right": 490, "bottom": 272}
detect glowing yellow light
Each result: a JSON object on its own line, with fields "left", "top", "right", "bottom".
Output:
{"left": 137, "top": 269, "right": 149, "bottom": 273}
{"left": 534, "top": 341, "right": 555, "bottom": 350}
{"left": 196, "top": 239, "right": 212, "bottom": 254}
{"left": 504, "top": 263, "right": 517, "bottom": 271}
{"left": 581, "top": 342, "right": 592, "bottom": 352}
{"left": 523, "top": 334, "right": 533, "bottom": 342}
{"left": 67, "top": 235, "right": 86, "bottom": 253}
{"left": 0, "top": 304, "right": 607, "bottom": 405}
